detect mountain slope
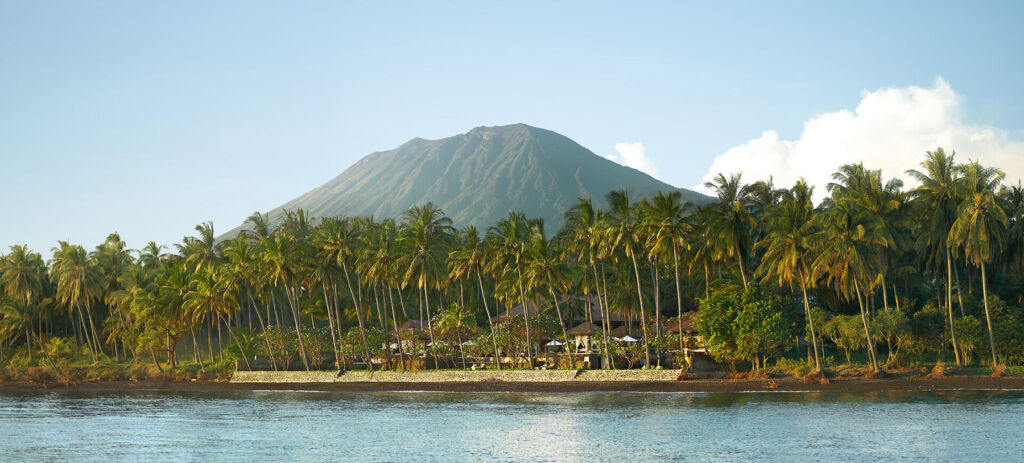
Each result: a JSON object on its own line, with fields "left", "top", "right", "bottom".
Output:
{"left": 244, "top": 124, "right": 711, "bottom": 233}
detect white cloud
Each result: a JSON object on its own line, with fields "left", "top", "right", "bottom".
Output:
{"left": 604, "top": 141, "right": 660, "bottom": 179}
{"left": 696, "top": 78, "right": 1024, "bottom": 197}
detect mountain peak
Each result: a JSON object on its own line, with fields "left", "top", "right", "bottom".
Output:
{"left": 234, "top": 125, "right": 711, "bottom": 235}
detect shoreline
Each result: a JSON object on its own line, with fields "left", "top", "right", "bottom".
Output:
{"left": 3, "top": 375, "right": 1024, "bottom": 394}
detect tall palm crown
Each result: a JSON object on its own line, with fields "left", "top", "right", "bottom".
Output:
{"left": 949, "top": 160, "right": 1007, "bottom": 266}
{"left": 703, "top": 173, "right": 756, "bottom": 288}
{"left": 1, "top": 245, "right": 46, "bottom": 304}
{"left": 640, "top": 191, "right": 693, "bottom": 319}
{"left": 906, "top": 149, "right": 961, "bottom": 273}
{"left": 399, "top": 203, "right": 455, "bottom": 292}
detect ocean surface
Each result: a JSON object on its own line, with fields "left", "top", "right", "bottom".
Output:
{"left": 1, "top": 389, "right": 1022, "bottom": 462}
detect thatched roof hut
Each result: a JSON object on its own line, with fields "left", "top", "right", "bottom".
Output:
{"left": 567, "top": 322, "right": 601, "bottom": 337}
{"left": 667, "top": 312, "right": 698, "bottom": 335}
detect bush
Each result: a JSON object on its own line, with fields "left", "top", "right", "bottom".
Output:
{"left": 696, "top": 284, "right": 796, "bottom": 370}
{"left": 773, "top": 357, "right": 812, "bottom": 376}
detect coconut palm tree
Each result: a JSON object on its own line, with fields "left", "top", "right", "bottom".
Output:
{"left": 811, "top": 199, "right": 883, "bottom": 372}
{"left": 604, "top": 189, "right": 653, "bottom": 367}
{"left": 358, "top": 218, "right": 406, "bottom": 369}
{"left": 487, "top": 211, "right": 534, "bottom": 366}
{"left": 399, "top": 203, "right": 455, "bottom": 350}
{"left": 524, "top": 220, "right": 570, "bottom": 345}
{"left": 906, "top": 148, "right": 964, "bottom": 364}
{"left": 640, "top": 191, "right": 693, "bottom": 327}
{"left": 561, "top": 198, "right": 614, "bottom": 367}
{"left": 703, "top": 173, "right": 755, "bottom": 289}
{"left": 49, "top": 241, "right": 103, "bottom": 361}
{"left": 948, "top": 160, "right": 1007, "bottom": 369}
{"left": 260, "top": 233, "right": 312, "bottom": 371}
{"left": 755, "top": 179, "right": 822, "bottom": 371}
{"left": 1, "top": 245, "right": 45, "bottom": 304}
{"left": 448, "top": 225, "right": 502, "bottom": 368}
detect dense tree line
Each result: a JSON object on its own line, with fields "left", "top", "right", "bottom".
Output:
{"left": 2, "top": 148, "right": 1023, "bottom": 373}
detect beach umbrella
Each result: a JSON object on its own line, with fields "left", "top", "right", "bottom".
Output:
{"left": 546, "top": 340, "right": 564, "bottom": 346}
{"left": 621, "top": 336, "right": 638, "bottom": 343}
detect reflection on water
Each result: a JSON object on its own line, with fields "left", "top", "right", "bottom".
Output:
{"left": 1, "top": 389, "right": 1022, "bottom": 462}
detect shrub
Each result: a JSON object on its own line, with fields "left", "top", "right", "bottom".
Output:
{"left": 696, "top": 284, "right": 796, "bottom": 370}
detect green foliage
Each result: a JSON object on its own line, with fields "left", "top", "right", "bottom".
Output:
{"left": 824, "top": 314, "right": 865, "bottom": 364}
{"left": 906, "top": 303, "right": 945, "bottom": 357}
{"left": 696, "top": 284, "right": 795, "bottom": 368}
{"left": 872, "top": 308, "right": 909, "bottom": 366}
{"left": 953, "top": 315, "right": 984, "bottom": 364}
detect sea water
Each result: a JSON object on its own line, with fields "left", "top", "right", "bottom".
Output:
{"left": 0, "top": 389, "right": 1021, "bottom": 462}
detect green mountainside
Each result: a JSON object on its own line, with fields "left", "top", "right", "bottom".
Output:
{"left": 240, "top": 124, "right": 711, "bottom": 233}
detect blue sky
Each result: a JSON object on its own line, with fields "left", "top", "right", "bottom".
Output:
{"left": 2, "top": 2, "right": 1023, "bottom": 255}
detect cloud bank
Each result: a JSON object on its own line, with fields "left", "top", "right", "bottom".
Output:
{"left": 604, "top": 141, "right": 660, "bottom": 179}
{"left": 696, "top": 78, "right": 1024, "bottom": 196}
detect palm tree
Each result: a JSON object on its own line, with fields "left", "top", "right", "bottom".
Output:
{"left": 448, "top": 225, "right": 502, "bottom": 368}
{"left": 1, "top": 245, "right": 45, "bottom": 304}
{"left": 561, "top": 198, "right": 615, "bottom": 367}
{"left": 756, "top": 179, "right": 822, "bottom": 371}
{"left": 604, "top": 189, "right": 653, "bottom": 367}
{"left": 358, "top": 218, "right": 405, "bottom": 369}
{"left": 703, "top": 173, "right": 755, "bottom": 289}
{"left": 399, "top": 203, "right": 455, "bottom": 352}
{"left": 686, "top": 207, "right": 721, "bottom": 299}
{"left": 524, "top": 220, "right": 570, "bottom": 345}
{"left": 811, "top": 199, "right": 883, "bottom": 372}
{"left": 487, "top": 211, "right": 534, "bottom": 366}
{"left": 0, "top": 297, "right": 43, "bottom": 362}
{"left": 641, "top": 191, "right": 693, "bottom": 328}
{"left": 260, "top": 233, "right": 312, "bottom": 371}
{"left": 906, "top": 148, "right": 963, "bottom": 364}
{"left": 49, "top": 241, "right": 103, "bottom": 362}
{"left": 948, "top": 160, "right": 1007, "bottom": 369}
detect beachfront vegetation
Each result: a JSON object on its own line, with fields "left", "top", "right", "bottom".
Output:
{"left": 3, "top": 148, "right": 1024, "bottom": 379}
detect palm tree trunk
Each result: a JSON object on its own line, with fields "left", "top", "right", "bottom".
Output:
{"left": 222, "top": 312, "right": 251, "bottom": 371}
{"left": 600, "top": 260, "right": 615, "bottom": 370}
{"left": 854, "top": 280, "right": 879, "bottom": 372}
{"left": 980, "top": 261, "right": 999, "bottom": 369}
{"left": 704, "top": 263, "right": 710, "bottom": 299}
{"left": 652, "top": 260, "right": 662, "bottom": 368}
{"left": 286, "top": 288, "right": 311, "bottom": 371}
{"left": 515, "top": 262, "right": 532, "bottom": 368}
{"left": 672, "top": 241, "right": 683, "bottom": 324}
{"left": 372, "top": 283, "right": 386, "bottom": 331}
{"left": 735, "top": 243, "right": 748, "bottom": 289}
{"left": 547, "top": 282, "right": 569, "bottom": 346}
{"left": 190, "top": 324, "right": 206, "bottom": 373}
{"left": 386, "top": 284, "right": 407, "bottom": 370}
{"left": 881, "top": 272, "right": 889, "bottom": 310}
{"left": 628, "top": 246, "right": 651, "bottom": 368}
{"left": 591, "top": 261, "right": 610, "bottom": 370}
{"left": 74, "top": 300, "right": 97, "bottom": 362}
{"left": 340, "top": 263, "right": 371, "bottom": 369}
{"left": 247, "top": 292, "right": 277, "bottom": 371}
{"left": 954, "top": 264, "right": 967, "bottom": 317}
{"left": 477, "top": 271, "right": 501, "bottom": 370}
{"left": 946, "top": 247, "right": 962, "bottom": 365}
{"left": 321, "top": 283, "right": 340, "bottom": 370}
{"left": 800, "top": 275, "right": 822, "bottom": 372}
{"left": 84, "top": 299, "right": 102, "bottom": 358}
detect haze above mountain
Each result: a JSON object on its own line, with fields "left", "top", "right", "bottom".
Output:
{"left": 235, "top": 124, "right": 711, "bottom": 234}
